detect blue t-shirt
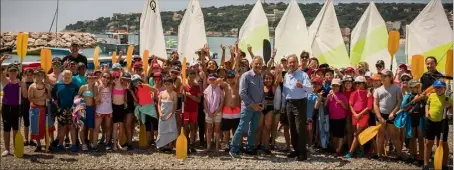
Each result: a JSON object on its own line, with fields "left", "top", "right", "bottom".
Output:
{"left": 307, "top": 93, "right": 319, "bottom": 120}
{"left": 52, "top": 82, "right": 79, "bottom": 109}
{"left": 72, "top": 75, "right": 87, "bottom": 88}
{"left": 323, "top": 82, "right": 331, "bottom": 97}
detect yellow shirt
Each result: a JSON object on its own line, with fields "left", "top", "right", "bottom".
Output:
{"left": 427, "top": 93, "right": 452, "bottom": 122}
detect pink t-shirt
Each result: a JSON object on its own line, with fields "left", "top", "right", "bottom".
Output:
{"left": 327, "top": 92, "right": 348, "bottom": 119}
{"left": 349, "top": 90, "right": 373, "bottom": 113}
{"left": 204, "top": 85, "right": 222, "bottom": 113}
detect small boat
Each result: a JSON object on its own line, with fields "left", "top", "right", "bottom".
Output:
{"left": 12, "top": 47, "right": 73, "bottom": 56}
{"left": 2, "top": 54, "right": 12, "bottom": 59}
{"left": 97, "top": 30, "right": 140, "bottom": 55}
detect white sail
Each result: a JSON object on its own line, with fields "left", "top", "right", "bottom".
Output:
{"left": 274, "top": 0, "right": 311, "bottom": 63}
{"left": 407, "top": 0, "right": 452, "bottom": 72}
{"left": 309, "top": 0, "right": 350, "bottom": 68}
{"left": 350, "top": 1, "right": 396, "bottom": 73}
{"left": 177, "top": 0, "right": 208, "bottom": 62}
{"left": 238, "top": 0, "right": 270, "bottom": 61}
{"left": 140, "top": 0, "right": 167, "bottom": 60}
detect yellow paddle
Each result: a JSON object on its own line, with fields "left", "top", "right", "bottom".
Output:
{"left": 126, "top": 45, "right": 134, "bottom": 72}
{"left": 93, "top": 46, "right": 100, "bottom": 70}
{"left": 358, "top": 124, "right": 382, "bottom": 145}
{"left": 138, "top": 124, "right": 148, "bottom": 148}
{"left": 112, "top": 51, "right": 117, "bottom": 64}
{"left": 40, "top": 48, "right": 52, "bottom": 152}
{"left": 142, "top": 50, "right": 149, "bottom": 76}
{"left": 176, "top": 57, "right": 188, "bottom": 159}
{"left": 445, "top": 49, "right": 452, "bottom": 77}
{"left": 388, "top": 31, "right": 400, "bottom": 71}
{"left": 15, "top": 32, "right": 28, "bottom": 158}
{"left": 411, "top": 55, "right": 425, "bottom": 80}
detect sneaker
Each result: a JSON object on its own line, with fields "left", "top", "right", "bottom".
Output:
{"left": 54, "top": 145, "right": 65, "bottom": 152}
{"left": 245, "top": 149, "right": 257, "bottom": 156}
{"left": 97, "top": 139, "right": 105, "bottom": 145}
{"left": 297, "top": 156, "right": 308, "bottom": 161}
{"left": 229, "top": 151, "right": 241, "bottom": 158}
{"left": 1, "top": 150, "right": 10, "bottom": 157}
{"left": 105, "top": 145, "right": 112, "bottom": 151}
{"left": 65, "top": 137, "right": 71, "bottom": 147}
{"left": 190, "top": 147, "right": 197, "bottom": 153}
{"left": 345, "top": 153, "right": 353, "bottom": 158}
{"left": 34, "top": 146, "right": 42, "bottom": 152}
{"left": 127, "top": 144, "right": 134, "bottom": 151}
{"left": 263, "top": 149, "right": 272, "bottom": 155}
{"left": 307, "top": 146, "right": 315, "bottom": 154}
{"left": 81, "top": 144, "right": 89, "bottom": 151}
{"left": 71, "top": 145, "right": 78, "bottom": 152}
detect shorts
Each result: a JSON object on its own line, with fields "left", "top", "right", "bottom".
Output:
{"left": 352, "top": 114, "right": 369, "bottom": 128}
{"left": 177, "top": 97, "right": 182, "bottom": 110}
{"left": 184, "top": 111, "right": 198, "bottom": 124}
{"left": 83, "top": 106, "right": 95, "bottom": 129}
{"left": 96, "top": 113, "right": 112, "bottom": 119}
{"left": 21, "top": 99, "right": 31, "bottom": 127}
{"left": 425, "top": 119, "right": 448, "bottom": 141}
{"left": 280, "top": 110, "right": 289, "bottom": 126}
{"left": 57, "top": 108, "right": 73, "bottom": 126}
{"left": 205, "top": 112, "right": 222, "bottom": 123}
{"left": 222, "top": 106, "right": 241, "bottom": 119}
{"left": 125, "top": 103, "right": 135, "bottom": 114}
{"left": 145, "top": 115, "right": 158, "bottom": 132}
{"left": 1, "top": 105, "right": 20, "bottom": 132}
{"left": 368, "top": 112, "right": 376, "bottom": 126}
{"left": 410, "top": 114, "right": 421, "bottom": 127}
{"left": 330, "top": 118, "right": 346, "bottom": 138}
{"left": 381, "top": 113, "right": 394, "bottom": 124}
{"left": 262, "top": 105, "right": 274, "bottom": 115}
{"left": 112, "top": 104, "right": 126, "bottom": 123}
{"left": 221, "top": 118, "right": 240, "bottom": 131}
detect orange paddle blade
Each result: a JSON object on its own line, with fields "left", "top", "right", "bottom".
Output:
{"left": 446, "top": 49, "right": 453, "bottom": 77}
{"left": 358, "top": 124, "right": 382, "bottom": 145}
{"left": 93, "top": 46, "right": 100, "bottom": 70}
{"left": 411, "top": 55, "right": 425, "bottom": 80}
{"left": 388, "top": 31, "right": 400, "bottom": 56}
{"left": 142, "top": 50, "right": 149, "bottom": 76}
{"left": 40, "top": 48, "right": 52, "bottom": 75}
{"left": 21, "top": 33, "right": 29, "bottom": 59}
{"left": 16, "top": 33, "right": 24, "bottom": 58}
{"left": 181, "top": 57, "right": 187, "bottom": 86}
{"left": 434, "top": 140, "right": 443, "bottom": 170}
{"left": 126, "top": 45, "right": 134, "bottom": 72}
{"left": 176, "top": 129, "right": 188, "bottom": 159}
{"left": 112, "top": 51, "right": 117, "bottom": 64}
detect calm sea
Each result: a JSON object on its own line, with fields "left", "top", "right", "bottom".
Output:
{"left": 3, "top": 35, "right": 407, "bottom": 65}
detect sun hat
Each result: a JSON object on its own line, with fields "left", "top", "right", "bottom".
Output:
{"left": 331, "top": 78, "right": 342, "bottom": 85}
{"left": 112, "top": 63, "right": 122, "bottom": 70}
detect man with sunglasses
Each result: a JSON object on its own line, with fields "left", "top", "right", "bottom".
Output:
{"left": 299, "top": 51, "right": 312, "bottom": 78}
{"left": 62, "top": 43, "right": 87, "bottom": 67}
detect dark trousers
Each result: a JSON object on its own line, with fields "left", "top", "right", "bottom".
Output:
{"left": 286, "top": 98, "right": 307, "bottom": 158}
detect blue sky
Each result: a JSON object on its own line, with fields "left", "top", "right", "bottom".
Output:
{"left": 1, "top": 0, "right": 451, "bottom": 32}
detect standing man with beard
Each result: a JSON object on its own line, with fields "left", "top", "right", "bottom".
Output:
{"left": 282, "top": 54, "right": 313, "bottom": 161}
{"left": 229, "top": 56, "right": 264, "bottom": 158}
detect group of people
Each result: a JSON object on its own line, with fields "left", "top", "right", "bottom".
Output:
{"left": 0, "top": 42, "right": 452, "bottom": 170}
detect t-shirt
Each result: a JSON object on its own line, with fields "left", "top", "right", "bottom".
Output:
{"left": 323, "top": 82, "right": 331, "bottom": 97}
{"left": 350, "top": 90, "right": 373, "bottom": 113}
{"left": 373, "top": 84, "right": 402, "bottom": 115}
{"left": 204, "top": 85, "right": 222, "bottom": 113}
{"left": 52, "top": 82, "right": 79, "bottom": 109}
{"left": 72, "top": 75, "right": 87, "bottom": 88}
{"left": 62, "top": 54, "right": 88, "bottom": 67}
{"left": 306, "top": 93, "right": 318, "bottom": 120}
{"left": 327, "top": 92, "right": 348, "bottom": 119}
{"left": 184, "top": 84, "right": 201, "bottom": 112}
{"left": 427, "top": 93, "right": 452, "bottom": 122}
{"left": 420, "top": 71, "right": 443, "bottom": 91}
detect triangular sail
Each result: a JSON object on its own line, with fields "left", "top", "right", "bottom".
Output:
{"left": 309, "top": 0, "right": 350, "bottom": 68}
{"left": 350, "top": 1, "right": 396, "bottom": 73}
{"left": 140, "top": 0, "right": 167, "bottom": 60}
{"left": 274, "top": 0, "right": 311, "bottom": 63}
{"left": 238, "top": 0, "right": 270, "bottom": 61}
{"left": 407, "top": 0, "right": 452, "bottom": 73}
{"left": 177, "top": 0, "right": 208, "bottom": 62}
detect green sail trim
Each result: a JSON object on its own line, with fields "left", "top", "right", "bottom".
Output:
{"left": 350, "top": 25, "right": 388, "bottom": 65}
{"left": 316, "top": 43, "right": 350, "bottom": 68}
{"left": 239, "top": 24, "right": 270, "bottom": 58}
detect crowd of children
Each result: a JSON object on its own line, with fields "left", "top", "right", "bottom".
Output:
{"left": 0, "top": 42, "right": 452, "bottom": 170}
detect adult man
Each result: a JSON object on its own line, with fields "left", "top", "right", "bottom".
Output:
{"left": 229, "top": 56, "right": 264, "bottom": 158}
{"left": 420, "top": 56, "right": 443, "bottom": 91}
{"left": 282, "top": 54, "right": 313, "bottom": 161}
{"left": 62, "top": 43, "right": 88, "bottom": 67}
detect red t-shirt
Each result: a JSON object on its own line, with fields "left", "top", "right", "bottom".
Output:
{"left": 349, "top": 89, "right": 373, "bottom": 114}
{"left": 184, "top": 84, "right": 201, "bottom": 112}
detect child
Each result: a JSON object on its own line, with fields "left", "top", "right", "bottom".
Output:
{"left": 183, "top": 70, "right": 202, "bottom": 153}
{"left": 423, "top": 80, "right": 452, "bottom": 169}
{"left": 307, "top": 77, "right": 324, "bottom": 153}
{"left": 324, "top": 78, "right": 348, "bottom": 156}
{"left": 21, "top": 68, "right": 34, "bottom": 146}
{"left": 204, "top": 73, "right": 224, "bottom": 151}
{"left": 92, "top": 71, "right": 113, "bottom": 152}
{"left": 156, "top": 77, "right": 178, "bottom": 150}
{"left": 122, "top": 72, "right": 136, "bottom": 151}
{"left": 405, "top": 80, "right": 425, "bottom": 165}
{"left": 111, "top": 71, "right": 127, "bottom": 151}
{"left": 345, "top": 76, "right": 372, "bottom": 158}
{"left": 78, "top": 72, "right": 97, "bottom": 151}
{"left": 342, "top": 75, "right": 354, "bottom": 149}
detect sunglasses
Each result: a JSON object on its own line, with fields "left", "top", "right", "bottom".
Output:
{"left": 401, "top": 78, "right": 411, "bottom": 82}
{"left": 114, "top": 76, "right": 120, "bottom": 79}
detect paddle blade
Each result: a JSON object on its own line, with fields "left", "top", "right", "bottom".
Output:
{"left": 14, "top": 131, "right": 24, "bottom": 158}
{"left": 120, "top": 125, "right": 127, "bottom": 146}
{"left": 446, "top": 49, "right": 453, "bottom": 77}
{"left": 411, "top": 55, "right": 425, "bottom": 80}
{"left": 434, "top": 141, "right": 443, "bottom": 170}
{"left": 126, "top": 45, "right": 134, "bottom": 72}
{"left": 176, "top": 129, "right": 188, "bottom": 159}
{"left": 16, "top": 33, "right": 24, "bottom": 58}
{"left": 388, "top": 31, "right": 400, "bottom": 56}
{"left": 138, "top": 124, "right": 148, "bottom": 147}
{"left": 40, "top": 49, "right": 52, "bottom": 74}
{"left": 93, "top": 46, "right": 100, "bottom": 70}
{"left": 112, "top": 51, "right": 117, "bottom": 64}
{"left": 358, "top": 124, "right": 382, "bottom": 145}
{"left": 143, "top": 50, "right": 149, "bottom": 76}
{"left": 181, "top": 57, "right": 187, "bottom": 87}
{"left": 21, "top": 33, "right": 29, "bottom": 59}
{"left": 263, "top": 39, "right": 272, "bottom": 64}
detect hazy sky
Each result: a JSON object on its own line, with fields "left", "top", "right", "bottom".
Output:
{"left": 1, "top": 0, "right": 451, "bottom": 32}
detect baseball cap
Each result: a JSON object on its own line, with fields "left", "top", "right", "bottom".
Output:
{"left": 380, "top": 69, "right": 393, "bottom": 76}
{"left": 331, "top": 78, "right": 342, "bottom": 85}
{"left": 152, "top": 62, "right": 161, "bottom": 69}
{"left": 408, "top": 80, "right": 420, "bottom": 88}
{"left": 112, "top": 63, "right": 122, "bottom": 70}
{"left": 131, "top": 74, "right": 142, "bottom": 83}
{"left": 354, "top": 76, "right": 366, "bottom": 83}
{"left": 433, "top": 80, "right": 446, "bottom": 88}
{"left": 87, "top": 72, "right": 96, "bottom": 78}
{"left": 112, "top": 71, "right": 121, "bottom": 77}
{"left": 365, "top": 71, "right": 373, "bottom": 77}
{"left": 208, "top": 73, "right": 218, "bottom": 80}
{"left": 133, "top": 56, "right": 142, "bottom": 60}
{"left": 7, "top": 63, "right": 19, "bottom": 71}
{"left": 371, "top": 74, "right": 381, "bottom": 80}
{"left": 399, "top": 64, "right": 408, "bottom": 70}
{"left": 345, "top": 67, "right": 354, "bottom": 72}
{"left": 311, "top": 77, "right": 323, "bottom": 85}
{"left": 121, "top": 72, "right": 131, "bottom": 79}
{"left": 343, "top": 75, "right": 354, "bottom": 82}
{"left": 133, "top": 61, "right": 143, "bottom": 68}
{"left": 171, "top": 66, "right": 181, "bottom": 72}
{"left": 400, "top": 73, "right": 412, "bottom": 81}
{"left": 153, "top": 72, "right": 162, "bottom": 77}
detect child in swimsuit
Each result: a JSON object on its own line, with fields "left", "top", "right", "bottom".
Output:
{"left": 111, "top": 71, "right": 127, "bottom": 151}
{"left": 92, "top": 71, "right": 114, "bottom": 152}
{"left": 78, "top": 72, "right": 97, "bottom": 151}
{"left": 156, "top": 77, "right": 178, "bottom": 150}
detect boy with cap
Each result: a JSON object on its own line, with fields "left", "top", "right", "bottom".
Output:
{"left": 307, "top": 77, "right": 324, "bottom": 153}
{"left": 423, "top": 80, "right": 452, "bottom": 169}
